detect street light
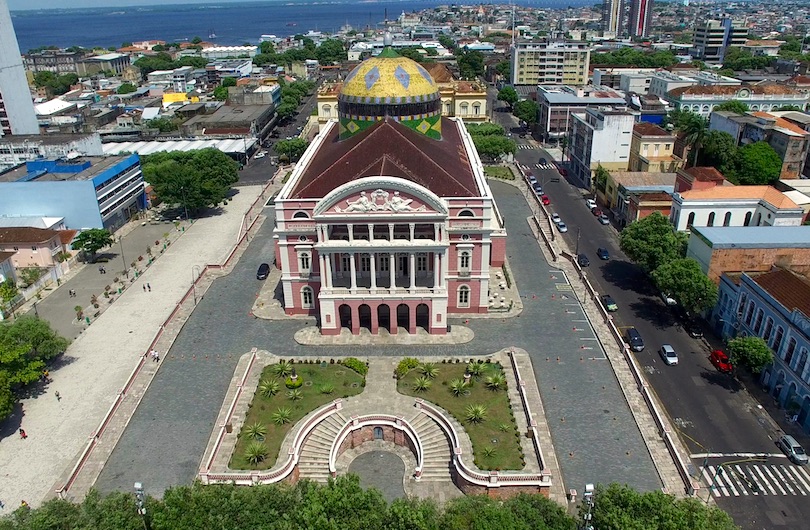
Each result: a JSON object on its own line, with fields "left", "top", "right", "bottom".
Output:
{"left": 119, "top": 237, "right": 128, "bottom": 278}
{"left": 191, "top": 265, "right": 201, "bottom": 305}
{"left": 180, "top": 186, "right": 189, "bottom": 221}
{"left": 134, "top": 482, "right": 149, "bottom": 530}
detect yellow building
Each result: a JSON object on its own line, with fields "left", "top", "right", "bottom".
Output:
{"left": 628, "top": 122, "right": 684, "bottom": 172}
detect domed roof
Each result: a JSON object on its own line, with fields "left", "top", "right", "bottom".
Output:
{"left": 339, "top": 48, "right": 440, "bottom": 104}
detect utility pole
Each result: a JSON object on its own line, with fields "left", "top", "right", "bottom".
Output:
{"left": 119, "top": 237, "right": 128, "bottom": 278}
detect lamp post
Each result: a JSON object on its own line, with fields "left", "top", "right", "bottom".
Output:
{"left": 180, "top": 186, "right": 189, "bottom": 221}
{"left": 119, "top": 237, "right": 128, "bottom": 278}
{"left": 191, "top": 265, "right": 201, "bottom": 305}
{"left": 134, "top": 482, "right": 149, "bottom": 530}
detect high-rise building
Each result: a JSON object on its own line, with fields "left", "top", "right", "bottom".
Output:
{"left": 629, "top": 0, "right": 654, "bottom": 38}
{"left": 602, "top": 0, "right": 626, "bottom": 35}
{"left": 510, "top": 41, "right": 591, "bottom": 86}
{"left": 693, "top": 18, "right": 748, "bottom": 64}
{"left": 0, "top": 0, "right": 39, "bottom": 136}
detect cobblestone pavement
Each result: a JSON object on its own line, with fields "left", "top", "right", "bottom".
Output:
{"left": 95, "top": 180, "right": 661, "bottom": 499}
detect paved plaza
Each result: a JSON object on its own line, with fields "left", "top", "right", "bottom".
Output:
{"left": 0, "top": 178, "right": 663, "bottom": 510}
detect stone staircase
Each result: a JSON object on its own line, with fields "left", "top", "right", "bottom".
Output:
{"left": 409, "top": 412, "right": 452, "bottom": 480}
{"left": 297, "top": 411, "right": 347, "bottom": 482}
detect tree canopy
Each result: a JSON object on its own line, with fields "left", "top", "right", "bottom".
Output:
{"left": 619, "top": 212, "right": 687, "bottom": 273}
{"left": 651, "top": 258, "right": 719, "bottom": 315}
{"left": 727, "top": 141, "right": 783, "bottom": 185}
{"left": 117, "top": 82, "right": 137, "bottom": 95}
{"left": 722, "top": 47, "right": 775, "bottom": 71}
{"left": 712, "top": 100, "right": 749, "bottom": 114}
{"left": 497, "top": 86, "right": 518, "bottom": 108}
{"left": 465, "top": 123, "right": 505, "bottom": 136}
{"left": 698, "top": 130, "right": 737, "bottom": 173}
{"left": 315, "top": 38, "right": 347, "bottom": 65}
{"left": 32, "top": 71, "right": 78, "bottom": 96}
{"left": 727, "top": 336, "right": 774, "bottom": 374}
{"left": 513, "top": 100, "right": 539, "bottom": 125}
{"left": 590, "top": 48, "right": 677, "bottom": 68}
{"left": 141, "top": 149, "right": 239, "bottom": 215}
{"left": 470, "top": 135, "right": 517, "bottom": 160}
{"left": 273, "top": 138, "right": 309, "bottom": 162}
{"left": 71, "top": 228, "right": 114, "bottom": 261}
{"left": 457, "top": 49, "right": 484, "bottom": 79}
{"left": 0, "top": 316, "right": 69, "bottom": 421}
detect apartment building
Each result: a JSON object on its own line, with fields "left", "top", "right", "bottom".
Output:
{"left": 0, "top": 0, "right": 39, "bottom": 136}
{"left": 569, "top": 107, "right": 636, "bottom": 189}
{"left": 628, "top": 0, "right": 654, "bottom": 38}
{"left": 648, "top": 71, "right": 697, "bottom": 99}
{"left": 693, "top": 18, "right": 748, "bottom": 64}
{"left": 628, "top": 122, "right": 684, "bottom": 172}
{"left": 602, "top": 0, "right": 625, "bottom": 35}
{"left": 592, "top": 67, "right": 658, "bottom": 89}
{"left": 510, "top": 41, "right": 591, "bottom": 86}
{"left": 23, "top": 50, "right": 84, "bottom": 74}
{"left": 536, "top": 85, "right": 626, "bottom": 143}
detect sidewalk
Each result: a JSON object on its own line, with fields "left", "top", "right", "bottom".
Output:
{"left": 0, "top": 185, "right": 264, "bottom": 510}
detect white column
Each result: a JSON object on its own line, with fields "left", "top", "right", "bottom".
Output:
{"left": 389, "top": 253, "right": 396, "bottom": 289}
{"left": 349, "top": 253, "right": 357, "bottom": 290}
{"left": 409, "top": 223, "right": 415, "bottom": 241}
{"left": 348, "top": 224, "right": 354, "bottom": 242}
{"left": 325, "top": 253, "right": 333, "bottom": 288}
{"left": 388, "top": 223, "right": 394, "bottom": 241}
{"left": 368, "top": 223, "right": 374, "bottom": 241}
{"left": 433, "top": 252, "right": 440, "bottom": 288}
{"left": 409, "top": 252, "right": 416, "bottom": 289}
{"left": 370, "top": 253, "right": 377, "bottom": 289}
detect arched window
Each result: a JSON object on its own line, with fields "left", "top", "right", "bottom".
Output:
{"left": 723, "top": 212, "right": 732, "bottom": 226}
{"left": 458, "top": 285, "right": 470, "bottom": 307}
{"left": 773, "top": 326, "right": 785, "bottom": 353}
{"left": 745, "top": 301, "right": 755, "bottom": 325}
{"left": 707, "top": 212, "right": 715, "bottom": 227}
{"left": 702, "top": 105, "right": 710, "bottom": 113}
{"left": 293, "top": 211, "right": 310, "bottom": 219}
{"left": 687, "top": 212, "right": 695, "bottom": 227}
{"left": 473, "top": 103, "right": 481, "bottom": 115}
{"left": 744, "top": 212, "right": 752, "bottom": 226}
{"left": 460, "top": 103, "right": 469, "bottom": 115}
{"left": 737, "top": 292, "right": 748, "bottom": 315}
{"left": 763, "top": 317, "right": 774, "bottom": 342}
{"left": 459, "top": 209, "right": 475, "bottom": 217}
{"left": 459, "top": 250, "right": 471, "bottom": 270}
{"left": 785, "top": 338, "right": 797, "bottom": 364}
{"left": 299, "top": 252, "right": 311, "bottom": 272}
{"left": 796, "top": 349, "right": 808, "bottom": 376}
{"left": 753, "top": 309, "right": 764, "bottom": 334}
{"left": 323, "top": 104, "right": 331, "bottom": 117}
{"left": 301, "top": 286, "right": 314, "bottom": 308}
{"left": 444, "top": 102, "right": 452, "bottom": 114}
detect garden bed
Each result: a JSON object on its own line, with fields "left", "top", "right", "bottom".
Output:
{"left": 397, "top": 359, "right": 524, "bottom": 470}
{"left": 230, "top": 359, "right": 366, "bottom": 470}
{"left": 484, "top": 166, "right": 515, "bottom": 180}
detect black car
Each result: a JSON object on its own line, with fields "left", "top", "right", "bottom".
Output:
{"left": 597, "top": 247, "right": 610, "bottom": 260}
{"left": 577, "top": 254, "right": 590, "bottom": 267}
{"left": 256, "top": 263, "right": 270, "bottom": 280}
{"left": 539, "top": 157, "right": 547, "bottom": 164}
{"left": 626, "top": 327, "right": 645, "bottom": 352}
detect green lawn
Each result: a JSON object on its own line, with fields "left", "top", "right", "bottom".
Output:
{"left": 484, "top": 166, "right": 515, "bottom": 180}
{"left": 397, "top": 361, "right": 524, "bottom": 470}
{"left": 230, "top": 361, "right": 365, "bottom": 470}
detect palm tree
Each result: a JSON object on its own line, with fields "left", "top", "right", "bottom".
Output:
{"left": 242, "top": 422, "right": 267, "bottom": 440}
{"left": 272, "top": 360, "right": 294, "bottom": 378}
{"left": 286, "top": 389, "right": 303, "bottom": 401}
{"left": 449, "top": 378, "right": 469, "bottom": 397}
{"left": 466, "top": 361, "right": 485, "bottom": 379}
{"left": 413, "top": 376, "right": 432, "bottom": 393}
{"left": 258, "top": 379, "right": 280, "bottom": 398}
{"left": 271, "top": 407, "right": 292, "bottom": 425}
{"left": 465, "top": 404, "right": 488, "bottom": 424}
{"left": 679, "top": 113, "right": 709, "bottom": 167}
{"left": 244, "top": 442, "right": 269, "bottom": 465}
{"left": 485, "top": 373, "right": 507, "bottom": 391}
{"left": 419, "top": 363, "right": 439, "bottom": 379}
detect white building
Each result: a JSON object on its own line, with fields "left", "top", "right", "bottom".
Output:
{"left": 200, "top": 46, "right": 258, "bottom": 60}
{"left": 670, "top": 186, "right": 805, "bottom": 231}
{"left": 619, "top": 73, "right": 653, "bottom": 94}
{"left": 648, "top": 71, "right": 697, "bottom": 99}
{"left": 665, "top": 85, "right": 809, "bottom": 117}
{"left": 0, "top": 0, "right": 39, "bottom": 135}
{"left": 510, "top": 41, "right": 591, "bottom": 86}
{"left": 592, "top": 67, "right": 658, "bottom": 89}
{"left": 569, "top": 107, "right": 637, "bottom": 189}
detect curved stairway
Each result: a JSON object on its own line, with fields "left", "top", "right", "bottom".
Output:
{"left": 409, "top": 412, "right": 452, "bottom": 480}
{"left": 297, "top": 411, "right": 347, "bottom": 482}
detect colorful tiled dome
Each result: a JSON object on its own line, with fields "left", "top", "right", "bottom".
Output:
{"left": 338, "top": 48, "right": 442, "bottom": 140}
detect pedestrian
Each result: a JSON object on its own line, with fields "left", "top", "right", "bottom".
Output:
{"left": 19, "top": 428, "right": 26, "bottom": 439}
{"left": 98, "top": 265, "right": 103, "bottom": 274}
{"left": 147, "top": 283, "right": 151, "bottom": 292}
{"left": 0, "top": 498, "right": 4, "bottom": 509}
{"left": 150, "top": 349, "right": 159, "bottom": 362}
{"left": 143, "top": 284, "right": 147, "bottom": 292}
{"left": 20, "top": 500, "right": 27, "bottom": 508}
{"left": 55, "top": 391, "right": 61, "bottom": 401}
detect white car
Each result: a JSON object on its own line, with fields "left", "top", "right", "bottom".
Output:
{"left": 586, "top": 198, "right": 598, "bottom": 210}
{"left": 551, "top": 213, "right": 561, "bottom": 224}
{"left": 255, "top": 152, "right": 266, "bottom": 159}
{"left": 556, "top": 221, "right": 568, "bottom": 233}
{"left": 659, "top": 344, "right": 678, "bottom": 365}
{"left": 660, "top": 292, "right": 677, "bottom": 306}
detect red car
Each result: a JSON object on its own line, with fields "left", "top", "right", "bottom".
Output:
{"left": 710, "top": 350, "right": 733, "bottom": 373}
{"left": 592, "top": 208, "right": 603, "bottom": 217}
{"left": 541, "top": 194, "right": 550, "bottom": 205}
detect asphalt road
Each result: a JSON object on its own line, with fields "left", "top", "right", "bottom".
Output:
{"left": 489, "top": 94, "right": 809, "bottom": 529}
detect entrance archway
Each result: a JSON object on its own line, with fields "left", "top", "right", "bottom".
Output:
{"left": 338, "top": 304, "right": 352, "bottom": 330}
{"left": 377, "top": 304, "right": 391, "bottom": 333}
{"left": 772, "top": 371, "right": 786, "bottom": 399}
{"left": 416, "top": 304, "right": 429, "bottom": 331}
{"left": 799, "top": 395, "right": 810, "bottom": 425}
{"left": 358, "top": 304, "right": 372, "bottom": 330}
{"left": 396, "top": 304, "right": 410, "bottom": 331}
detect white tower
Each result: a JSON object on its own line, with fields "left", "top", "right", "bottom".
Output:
{"left": 0, "top": 0, "right": 39, "bottom": 136}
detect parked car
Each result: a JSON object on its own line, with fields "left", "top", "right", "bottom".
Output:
{"left": 598, "top": 214, "right": 610, "bottom": 225}
{"left": 527, "top": 174, "right": 537, "bottom": 184}
{"left": 601, "top": 295, "right": 618, "bottom": 312}
{"left": 777, "top": 434, "right": 809, "bottom": 465}
{"left": 577, "top": 254, "right": 590, "bottom": 267}
{"left": 626, "top": 327, "right": 645, "bottom": 352}
{"left": 660, "top": 292, "right": 677, "bottom": 306}
{"left": 557, "top": 221, "right": 568, "bottom": 233}
{"left": 586, "top": 198, "right": 597, "bottom": 210}
{"left": 659, "top": 344, "right": 679, "bottom": 365}
{"left": 539, "top": 157, "right": 547, "bottom": 164}
{"left": 532, "top": 183, "right": 543, "bottom": 194}
{"left": 592, "top": 207, "right": 603, "bottom": 217}
{"left": 683, "top": 317, "right": 704, "bottom": 338}
{"left": 551, "top": 213, "right": 561, "bottom": 224}
{"left": 541, "top": 194, "right": 550, "bottom": 205}
{"left": 559, "top": 168, "right": 568, "bottom": 176}
{"left": 255, "top": 152, "right": 266, "bottom": 159}
{"left": 710, "top": 350, "right": 733, "bottom": 373}
{"left": 256, "top": 263, "right": 270, "bottom": 280}
{"left": 597, "top": 247, "right": 610, "bottom": 260}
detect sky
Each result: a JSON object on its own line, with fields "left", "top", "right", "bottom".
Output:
{"left": 7, "top": 0, "right": 269, "bottom": 11}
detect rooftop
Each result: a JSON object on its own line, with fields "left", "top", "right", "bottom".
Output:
{"left": 184, "top": 105, "right": 270, "bottom": 125}
{"left": 693, "top": 226, "right": 810, "bottom": 249}
{"left": 0, "top": 227, "right": 60, "bottom": 244}
{"left": 750, "top": 111, "right": 809, "bottom": 136}
{"left": 683, "top": 166, "right": 727, "bottom": 183}
{"left": 679, "top": 185, "right": 799, "bottom": 209}
{"left": 0, "top": 156, "right": 129, "bottom": 184}
{"left": 0, "top": 251, "right": 14, "bottom": 263}
{"left": 751, "top": 268, "right": 810, "bottom": 318}
{"left": 668, "top": 84, "right": 803, "bottom": 97}
{"left": 610, "top": 171, "right": 677, "bottom": 188}
{"left": 633, "top": 122, "right": 672, "bottom": 137}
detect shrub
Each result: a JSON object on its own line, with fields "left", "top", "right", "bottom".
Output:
{"left": 395, "top": 357, "right": 420, "bottom": 378}
{"left": 483, "top": 446, "right": 497, "bottom": 458}
{"left": 318, "top": 383, "right": 334, "bottom": 395}
{"left": 286, "top": 389, "right": 303, "bottom": 401}
{"left": 272, "top": 360, "right": 293, "bottom": 378}
{"left": 449, "top": 378, "right": 469, "bottom": 397}
{"left": 270, "top": 407, "right": 292, "bottom": 425}
{"left": 285, "top": 376, "right": 303, "bottom": 389}
{"left": 467, "top": 361, "right": 485, "bottom": 378}
{"left": 244, "top": 442, "right": 268, "bottom": 464}
{"left": 341, "top": 357, "right": 368, "bottom": 376}
{"left": 419, "top": 362, "right": 439, "bottom": 379}
{"left": 413, "top": 376, "right": 432, "bottom": 393}
{"left": 258, "top": 379, "right": 280, "bottom": 398}
{"left": 242, "top": 422, "right": 267, "bottom": 440}
{"left": 485, "top": 373, "right": 507, "bottom": 392}
{"left": 465, "top": 404, "right": 488, "bottom": 424}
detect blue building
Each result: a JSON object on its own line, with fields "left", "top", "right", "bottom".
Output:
{"left": 714, "top": 268, "right": 810, "bottom": 432}
{"left": 0, "top": 154, "right": 145, "bottom": 232}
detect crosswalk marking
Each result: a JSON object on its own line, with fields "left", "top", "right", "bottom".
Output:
{"left": 534, "top": 163, "right": 556, "bottom": 170}
{"left": 702, "top": 464, "right": 810, "bottom": 497}
{"left": 518, "top": 144, "right": 534, "bottom": 149}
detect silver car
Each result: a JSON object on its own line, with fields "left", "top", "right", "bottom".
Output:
{"left": 777, "top": 434, "right": 809, "bottom": 465}
{"left": 659, "top": 344, "right": 678, "bottom": 365}
{"left": 556, "top": 221, "right": 568, "bottom": 233}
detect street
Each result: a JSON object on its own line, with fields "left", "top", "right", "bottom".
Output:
{"left": 488, "top": 92, "right": 810, "bottom": 528}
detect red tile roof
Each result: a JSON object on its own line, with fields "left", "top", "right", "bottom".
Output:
{"left": 59, "top": 229, "right": 78, "bottom": 246}
{"left": 633, "top": 122, "right": 672, "bottom": 137}
{"left": 684, "top": 166, "right": 726, "bottom": 182}
{"left": 289, "top": 118, "right": 479, "bottom": 199}
{"left": 669, "top": 84, "right": 802, "bottom": 97}
{"left": 0, "top": 227, "right": 60, "bottom": 245}
{"left": 752, "top": 268, "right": 810, "bottom": 318}
{"left": 0, "top": 251, "right": 15, "bottom": 262}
